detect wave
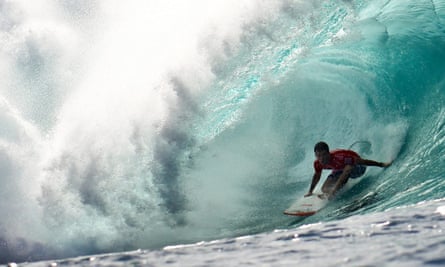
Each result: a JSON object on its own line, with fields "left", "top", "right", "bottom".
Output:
{"left": 0, "top": 0, "right": 444, "bottom": 263}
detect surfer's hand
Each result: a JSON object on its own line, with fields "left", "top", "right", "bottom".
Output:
{"left": 382, "top": 160, "right": 393, "bottom": 168}
{"left": 304, "top": 192, "right": 313, "bottom": 197}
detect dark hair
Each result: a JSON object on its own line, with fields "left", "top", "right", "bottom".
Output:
{"left": 314, "top": 141, "right": 329, "bottom": 152}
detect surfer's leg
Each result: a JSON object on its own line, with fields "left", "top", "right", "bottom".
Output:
{"left": 349, "top": 165, "right": 367, "bottom": 179}
{"left": 322, "top": 171, "right": 342, "bottom": 193}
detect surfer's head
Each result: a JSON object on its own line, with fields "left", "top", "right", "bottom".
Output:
{"left": 314, "top": 141, "right": 330, "bottom": 164}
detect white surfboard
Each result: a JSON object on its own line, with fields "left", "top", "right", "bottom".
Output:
{"left": 284, "top": 176, "right": 363, "bottom": 216}
{"left": 283, "top": 193, "right": 329, "bottom": 216}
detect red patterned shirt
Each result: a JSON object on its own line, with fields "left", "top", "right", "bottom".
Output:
{"left": 314, "top": 149, "right": 359, "bottom": 173}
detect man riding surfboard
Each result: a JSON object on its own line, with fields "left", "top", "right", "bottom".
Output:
{"left": 305, "top": 141, "right": 392, "bottom": 199}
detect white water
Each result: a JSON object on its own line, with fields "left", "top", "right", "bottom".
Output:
{"left": 0, "top": 0, "right": 288, "bottom": 262}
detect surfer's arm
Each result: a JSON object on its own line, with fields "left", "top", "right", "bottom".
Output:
{"left": 356, "top": 158, "right": 392, "bottom": 168}
{"left": 305, "top": 172, "right": 321, "bottom": 197}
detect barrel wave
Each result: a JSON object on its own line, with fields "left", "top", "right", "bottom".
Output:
{"left": 0, "top": 0, "right": 444, "bottom": 264}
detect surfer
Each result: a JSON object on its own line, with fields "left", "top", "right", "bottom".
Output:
{"left": 304, "top": 141, "right": 392, "bottom": 199}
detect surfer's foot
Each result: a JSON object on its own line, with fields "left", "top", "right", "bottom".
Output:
{"left": 317, "top": 193, "right": 328, "bottom": 199}
{"left": 324, "top": 190, "right": 336, "bottom": 200}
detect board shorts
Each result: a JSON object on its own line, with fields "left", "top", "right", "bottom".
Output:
{"left": 327, "top": 165, "right": 367, "bottom": 182}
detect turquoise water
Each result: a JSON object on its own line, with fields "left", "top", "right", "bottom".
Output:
{"left": 0, "top": 0, "right": 444, "bottom": 264}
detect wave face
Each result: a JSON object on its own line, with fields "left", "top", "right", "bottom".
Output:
{"left": 0, "top": 0, "right": 444, "bottom": 263}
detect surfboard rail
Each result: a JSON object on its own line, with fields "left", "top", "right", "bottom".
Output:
{"left": 283, "top": 193, "right": 329, "bottom": 217}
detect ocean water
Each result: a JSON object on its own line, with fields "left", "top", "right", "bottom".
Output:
{"left": 15, "top": 199, "right": 445, "bottom": 266}
{"left": 0, "top": 0, "right": 444, "bottom": 266}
